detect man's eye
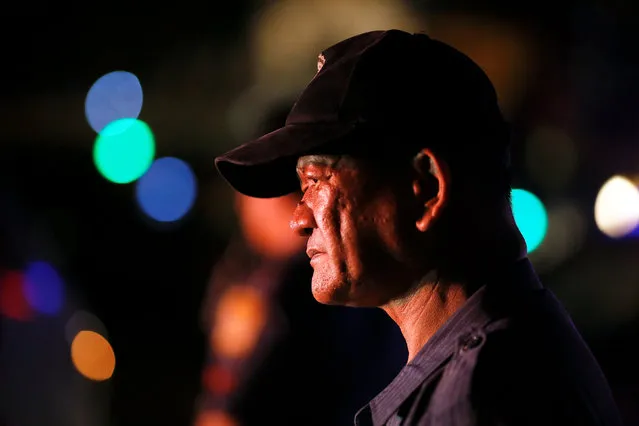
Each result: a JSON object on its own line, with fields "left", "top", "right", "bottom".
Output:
{"left": 301, "top": 177, "right": 319, "bottom": 194}
{"left": 303, "top": 175, "right": 319, "bottom": 185}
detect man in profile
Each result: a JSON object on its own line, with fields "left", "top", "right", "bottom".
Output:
{"left": 214, "top": 30, "right": 622, "bottom": 425}
{"left": 196, "top": 102, "right": 404, "bottom": 426}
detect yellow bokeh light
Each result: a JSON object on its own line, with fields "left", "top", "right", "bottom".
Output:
{"left": 71, "top": 330, "right": 116, "bottom": 381}
{"left": 250, "top": 0, "right": 422, "bottom": 88}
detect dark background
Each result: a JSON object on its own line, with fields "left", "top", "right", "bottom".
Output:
{"left": 1, "top": 2, "right": 639, "bottom": 425}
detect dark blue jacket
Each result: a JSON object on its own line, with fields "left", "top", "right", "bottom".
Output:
{"left": 355, "top": 259, "right": 623, "bottom": 426}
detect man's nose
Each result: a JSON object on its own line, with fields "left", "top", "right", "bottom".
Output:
{"left": 290, "top": 201, "right": 316, "bottom": 236}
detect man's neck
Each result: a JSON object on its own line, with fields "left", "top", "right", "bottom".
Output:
{"left": 383, "top": 213, "right": 526, "bottom": 363}
{"left": 382, "top": 275, "right": 469, "bottom": 363}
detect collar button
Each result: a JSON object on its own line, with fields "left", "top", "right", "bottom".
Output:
{"left": 461, "top": 334, "right": 483, "bottom": 352}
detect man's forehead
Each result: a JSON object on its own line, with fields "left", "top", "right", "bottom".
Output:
{"left": 296, "top": 155, "right": 341, "bottom": 170}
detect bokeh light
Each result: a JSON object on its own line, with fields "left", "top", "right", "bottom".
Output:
{"left": 529, "top": 203, "right": 587, "bottom": 273}
{"left": 595, "top": 175, "right": 639, "bottom": 238}
{"left": 250, "top": 0, "right": 421, "bottom": 89}
{"left": 511, "top": 188, "right": 548, "bottom": 253}
{"left": 524, "top": 126, "right": 578, "bottom": 191}
{"left": 212, "top": 285, "right": 267, "bottom": 359}
{"left": 85, "top": 71, "right": 143, "bottom": 134}
{"left": 203, "top": 365, "right": 236, "bottom": 395}
{"left": 135, "top": 157, "right": 197, "bottom": 222}
{"left": 195, "top": 410, "right": 237, "bottom": 426}
{"left": 65, "top": 310, "right": 109, "bottom": 345}
{"left": 70, "top": 330, "right": 116, "bottom": 381}
{"left": 23, "top": 261, "right": 64, "bottom": 315}
{"left": 0, "top": 270, "right": 33, "bottom": 321}
{"left": 227, "top": 84, "right": 302, "bottom": 144}
{"left": 93, "top": 118, "right": 155, "bottom": 184}
{"left": 426, "top": 15, "right": 536, "bottom": 117}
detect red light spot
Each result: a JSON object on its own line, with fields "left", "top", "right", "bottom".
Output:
{"left": 203, "top": 365, "right": 236, "bottom": 395}
{"left": 0, "top": 270, "right": 33, "bottom": 321}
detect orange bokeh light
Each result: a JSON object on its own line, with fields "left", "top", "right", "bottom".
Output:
{"left": 212, "top": 285, "right": 267, "bottom": 359}
{"left": 71, "top": 330, "right": 116, "bottom": 381}
{"left": 195, "top": 410, "right": 237, "bottom": 426}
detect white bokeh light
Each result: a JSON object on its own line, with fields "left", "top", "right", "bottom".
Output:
{"left": 594, "top": 175, "right": 639, "bottom": 238}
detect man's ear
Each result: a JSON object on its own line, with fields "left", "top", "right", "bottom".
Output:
{"left": 412, "top": 148, "right": 451, "bottom": 232}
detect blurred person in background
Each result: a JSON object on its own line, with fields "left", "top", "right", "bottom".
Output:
{"left": 214, "top": 30, "right": 623, "bottom": 426}
{"left": 194, "top": 102, "right": 404, "bottom": 426}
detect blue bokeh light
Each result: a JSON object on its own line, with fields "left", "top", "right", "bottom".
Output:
{"left": 85, "top": 71, "right": 143, "bottom": 134}
{"left": 24, "top": 261, "right": 64, "bottom": 315}
{"left": 135, "top": 157, "right": 198, "bottom": 222}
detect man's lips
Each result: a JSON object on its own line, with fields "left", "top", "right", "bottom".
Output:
{"left": 306, "top": 248, "right": 325, "bottom": 259}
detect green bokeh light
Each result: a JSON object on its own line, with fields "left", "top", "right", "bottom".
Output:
{"left": 93, "top": 118, "right": 155, "bottom": 184}
{"left": 511, "top": 188, "right": 548, "bottom": 253}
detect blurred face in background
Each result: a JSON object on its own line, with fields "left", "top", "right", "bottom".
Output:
{"left": 235, "top": 192, "right": 305, "bottom": 259}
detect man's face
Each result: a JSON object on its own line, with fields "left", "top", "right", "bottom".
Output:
{"left": 292, "top": 155, "right": 421, "bottom": 307}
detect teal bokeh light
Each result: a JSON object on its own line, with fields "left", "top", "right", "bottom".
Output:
{"left": 511, "top": 188, "right": 548, "bottom": 253}
{"left": 93, "top": 118, "right": 155, "bottom": 184}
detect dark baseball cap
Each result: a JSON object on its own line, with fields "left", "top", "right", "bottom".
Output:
{"left": 215, "top": 29, "right": 509, "bottom": 198}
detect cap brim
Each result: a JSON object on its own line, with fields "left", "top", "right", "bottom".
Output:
{"left": 215, "top": 122, "right": 356, "bottom": 198}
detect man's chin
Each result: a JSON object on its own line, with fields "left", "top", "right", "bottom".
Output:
{"left": 310, "top": 279, "right": 350, "bottom": 306}
{"left": 311, "top": 282, "right": 381, "bottom": 307}
{"left": 311, "top": 281, "right": 391, "bottom": 308}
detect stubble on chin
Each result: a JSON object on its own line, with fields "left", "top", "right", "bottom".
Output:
{"left": 310, "top": 269, "right": 351, "bottom": 305}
